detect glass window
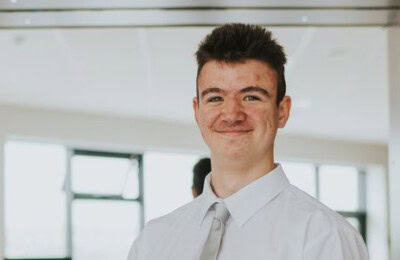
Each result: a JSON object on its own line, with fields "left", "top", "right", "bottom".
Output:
{"left": 144, "top": 152, "right": 200, "bottom": 222}
{"left": 5, "top": 141, "right": 366, "bottom": 258}
{"left": 72, "top": 200, "right": 140, "bottom": 260}
{"left": 346, "top": 217, "right": 361, "bottom": 232}
{"left": 72, "top": 155, "right": 139, "bottom": 199}
{"left": 4, "top": 141, "right": 67, "bottom": 258}
{"left": 319, "top": 165, "right": 359, "bottom": 211}
{"left": 282, "top": 162, "right": 317, "bottom": 197}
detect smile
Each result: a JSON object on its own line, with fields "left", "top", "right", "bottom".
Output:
{"left": 216, "top": 130, "right": 253, "bottom": 136}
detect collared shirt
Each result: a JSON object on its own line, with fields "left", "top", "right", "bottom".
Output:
{"left": 127, "top": 164, "right": 369, "bottom": 260}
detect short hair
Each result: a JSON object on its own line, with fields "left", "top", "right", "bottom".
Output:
{"left": 195, "top": 23, "right": 287, "bottom": 105}
{"left": 192, "top": 158, "right": 211, "bottom": 196}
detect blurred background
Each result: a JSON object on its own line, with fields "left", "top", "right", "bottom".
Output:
{"left": 0, "top": 0, "right": 399, "bottom": 260}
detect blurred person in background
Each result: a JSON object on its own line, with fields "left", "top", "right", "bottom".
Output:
{"left": 192, "top": 158, "right": 211, "bottom": 198}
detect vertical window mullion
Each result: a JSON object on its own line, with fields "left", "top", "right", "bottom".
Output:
{"left": 358, "top": 168, "right": 367, "bottom": 242}
{"left": 358, "top": 169, "right": 367, "bottom": 213}
{"left": 315, "top": 165, "right": 320, "bottom": 200}
{"left": 137, "top": 154, "right": 145, "bottom": 229}
{"left": 66, "top": 148, "right": 73, "bottom": 260}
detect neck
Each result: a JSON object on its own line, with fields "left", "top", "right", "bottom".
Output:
{"left": 210, "top": 153, "right": 276, "bottom": 199}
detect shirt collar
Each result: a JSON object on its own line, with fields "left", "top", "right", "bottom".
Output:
{"left": 195, "top": 164, "right": 290, "bottom": 228}
{"left": 195, "top": 173, "right": 221, "bottom": 227}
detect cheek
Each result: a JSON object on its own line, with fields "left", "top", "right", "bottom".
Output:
{"left": 253, "top": 109, "right": 278, "bottom": 130}
{"left": 199, "top": 109, "right": 219, "bottom": 129}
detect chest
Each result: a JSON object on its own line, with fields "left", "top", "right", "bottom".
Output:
{"left": 140, "top": 219, "right": 304, "bottom": 260}
{"left": 218, "top": 227, "right": 304, "bottom": 260}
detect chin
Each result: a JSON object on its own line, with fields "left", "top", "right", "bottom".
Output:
{"left": 217, "top": 146, "right": 250, "bottom": 161}
{"left": 225, "top": 153, "right": 246, "bottom": 161}
{"left": 206, "top": 137, "right": 251, "bottom": 158}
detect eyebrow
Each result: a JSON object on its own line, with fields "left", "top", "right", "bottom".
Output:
{"left": 200, "top": 86, "right": 271, "bottom": 100}
{"left": 240, "top": 86, "right": 271, "bottom": 97}
{"left": 200, "top": 88, "right": 223, "bottom": 99}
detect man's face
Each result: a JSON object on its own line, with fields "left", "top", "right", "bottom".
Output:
{"left": 193, "top": 59, "right": 291, "bottom": 162}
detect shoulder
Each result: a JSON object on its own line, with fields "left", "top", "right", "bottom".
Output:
{"left": 146, "top": 196, "right": 202, "bottom": 229}
{"left": 279, "top": 186, "right": 368, "bottom": 258}
{"left": 279, "top": 185, "right": 358, "bottom": 234}
{"left": 128, "top": 198, "right": 202, "bottom": 259}
{"left": 135, "top": 196, "right": 202, "bottom": 245}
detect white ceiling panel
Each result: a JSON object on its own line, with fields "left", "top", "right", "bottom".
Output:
{"left": 0, "top": 26, "right": 389, "bottom": 144}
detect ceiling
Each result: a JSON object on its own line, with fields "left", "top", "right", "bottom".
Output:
{"left": 0, "top": 0, "right": 394, "bottom": 144}
{"left": 0, "top": 26, "right": 389, "bottom": 144}
{"left": 0, "top": 0, "right": 399, "bottom": 28}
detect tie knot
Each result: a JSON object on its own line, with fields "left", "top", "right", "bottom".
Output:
{"left": 214, "top": 202, "right": 230, "bottom": 224}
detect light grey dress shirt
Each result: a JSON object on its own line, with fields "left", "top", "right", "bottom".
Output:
{"left": 127, "top": 164, "right": 369, "bottom": 260}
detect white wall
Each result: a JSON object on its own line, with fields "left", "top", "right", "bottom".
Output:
{"left": 0, "top": 136, "right": 4, "bottom": 259}
{"left": 367, "top": 166, "right": 389, "bottom": 260}
{"left": 275, "top": 134, "right": 387, "bottom": 167}
{"left": 0, "top": 103, "right": 389, "bottom": 259}
{"left": 0, "top": 104, "right": 207, "bottom": 154}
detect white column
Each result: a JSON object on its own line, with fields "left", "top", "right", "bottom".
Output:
{"left": 0, "top": 136, "right": 4, "bottom": 259}
{"left": 388, "top": 25, "right": 400, "bottom": 260}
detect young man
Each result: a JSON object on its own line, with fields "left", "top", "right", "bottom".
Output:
{"left": 127, "top": 23, "right": 368, "bottom": 260}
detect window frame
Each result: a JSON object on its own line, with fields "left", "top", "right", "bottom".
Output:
{"left": 4, "top": 148, "right": 144, "bottom": 260}
{"left": 4, "top": 144, "right": 367, "bottom": 259}
{"left": 65, "top": 149, "right": 145, "bottom": 259}
{"left": 315, "top": 164, "right": 367, "bottom": 242}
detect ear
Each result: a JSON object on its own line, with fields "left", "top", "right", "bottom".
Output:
{"left": 278, "top": 96, "right": 291, "bottom": 128}
{"left": 192, "top": 186, "right": 198, "bottom": 198}
{"left": 193, "top": 97, "right": 200, "bottom": 125}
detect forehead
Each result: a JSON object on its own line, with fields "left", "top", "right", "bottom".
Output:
{"left": 198, "top": 59, "right": 277, "bottom": 91}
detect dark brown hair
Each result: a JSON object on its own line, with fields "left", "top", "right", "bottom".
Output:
{"left": 195, "top": 23, "right": 287, "bottom": 105}
{"left": 192, "top": 158, "right": 211, "bottom": 195}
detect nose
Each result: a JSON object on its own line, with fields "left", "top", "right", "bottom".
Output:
{"left": 220, "top": 98, "right": 246, "bottom": 124}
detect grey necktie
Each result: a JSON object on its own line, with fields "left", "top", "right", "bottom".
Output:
{"left": 199, "top": 202, "right": 230, "bottom": 260}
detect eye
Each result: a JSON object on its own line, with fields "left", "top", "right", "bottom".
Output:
{"left": 243, "top": 95, "right": 261, "bottom": 101}
{"left": 207, "top": 96, "right": 223, "bottom": 103}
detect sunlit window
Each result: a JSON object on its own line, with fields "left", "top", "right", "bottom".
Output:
{"left": 4, "top": 143, "right": 142, "bottom": 260}
{"left": 281, "top": 162, "right": 316, "bottom": 197}
{"left": 4, "top": 141, "right": 67, "bottom": 258}
{"left": 4, "top": 140, "right": 367, "bottom": 259}
{"left": 72, "top": 200, "right": 140, "bottom": 260}
{"left": 346, "top": 217, "right": 361, "bottom": 231}
{"left": 144, "top": 152, "right": 200, "bottom": 222}
{"left": 72, "top": 154, "right": 139, "bottom": 198}
{"left": 319, "top": 165, "right": 359, "bottom": 211}
{"left": 69, "top": 150, "right": 142, "bottom": 260}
